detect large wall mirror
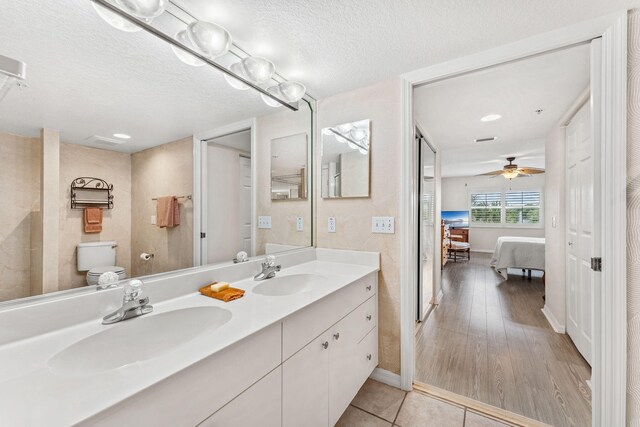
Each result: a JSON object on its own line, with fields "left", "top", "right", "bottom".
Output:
{"left": 321, "top": 119, "right": 371, "bottom": 198}
{"left": 0, "top": 1, "right": 313, "bottom": 304}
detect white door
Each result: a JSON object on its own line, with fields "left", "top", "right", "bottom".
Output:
{"left": 418, "top": 133, "right": 436, "bottom": 321}
{"left": 239, "top": 156, "right": 252, "bottom": 255}
{"left": 565, "top": 90, "right": 596, "bottom": 365}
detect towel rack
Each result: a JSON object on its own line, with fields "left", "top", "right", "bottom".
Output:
{"left": 151, "top": 195, "right": 192, "bottom": 201}
{"left": 70, "top": 177, "right": 114, "bottom": 210}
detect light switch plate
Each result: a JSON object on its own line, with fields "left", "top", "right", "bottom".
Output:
{"left": 150, "top": 215, "right": 156, "bottom": 225}
{"left": 296, "top": 216, "right": 304, "bottom": 231}
{"left": 258, "top": 216, "right": 272, "bottom": 229}
{"left": 328, "top": 217, "right": 336, "bottom": 233}
{"left": 372, "top": 216, "right": 395, "bottom": 234}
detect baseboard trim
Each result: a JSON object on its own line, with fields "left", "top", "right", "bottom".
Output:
{"left": 435, "top": 289, "right": 444, "bottom": 304}
{"left": 369, "top": 368, "right": 402, "bottom": 389}
{"left": 541, "top": 306, "right": 566, "bottom": 333}
{"left": 413, "top": 382, "right": 553, "bottom": 427}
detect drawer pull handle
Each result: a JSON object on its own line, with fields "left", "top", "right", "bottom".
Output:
{"left": 366, "top": 314, "right": 372, "bottom": 321}
{"left": 322, "top": 341, "right": 329, "bottom": 349}
{"left": 333, "top": 332, "right": 340, "bottom": 340}
{"left": 367, "top": 354, "right": 372, "bottom": 361}
{"left": 366, "top": 285, "right": 372, "bottom": 291}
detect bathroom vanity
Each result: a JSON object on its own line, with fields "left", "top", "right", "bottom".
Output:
{"left": 0, "top": 248, "right": 378, "bottom": 426}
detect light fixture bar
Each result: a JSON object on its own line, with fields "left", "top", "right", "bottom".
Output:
{"left": 90, "top": 0, "right": 299, "bottom": 111}
{"left": 328, "top": 128, "right": 368, "bottom": 151}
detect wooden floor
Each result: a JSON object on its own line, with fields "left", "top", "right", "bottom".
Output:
{"left": 415, "top": 253, "right": 591, "bottom": 427}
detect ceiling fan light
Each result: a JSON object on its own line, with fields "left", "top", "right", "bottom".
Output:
{"left": 503, "top": 171, "right": 519, "bottom": 180}
{"left": 171, "top": 30, "right": 205, "bottom": 67}
{"left": 241, "top": 57, "right": 275, "bottom": 85}
{"left": 224, "top": 62, "right": 250, "bottom": 90}
{"left": 115, "top": 0, "right": 167, "bottom": 19}
{"left": 278, "top": 81, "right": 306, "bottom": 102}
{"left": 93, "top": 1, "right": 149, "bottom": 32}
{"left": 187, "top": 21, "right": 232, "bottom": 58}
{"left": 261, "top": 85, "right": 283, "bottom": 107}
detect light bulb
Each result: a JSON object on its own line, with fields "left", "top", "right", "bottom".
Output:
{"left": 278, "top": 81, "right": 306, "bottom": 102}
{"left": 261, "top": 85, "right": 283, "bottom": 107}
{"left": 187, "top": 21, "right": 232, "bottom": 58}
{"left": 171, "top": 30, "right": 205, "bottom": 67}
{"left": 116, "top": 0, "right": 167, "bottom": 19}
{"left": 336, "top": 123, "right": 353, "bottom": 134}
{"left": 322, "top": 128, "right": 333, "bottom": 136}
{"left": 335, "top": 135, "right": 347, "bottom": 144}
{"left": 348, "top": 142, "right": 358, "bottom": 150}
{"left": 93, "top": 1, "right": 150, "bottom": 32}
{"left": 503, "top": 171, "right": 519, "bottom": 180}
{"left": 350, "top": 127, "right": 367, "bottom": 141}
{"left": 241, "top": 57, "right": 275, "bottom": 85}
{"left": 358, "top": 147, "right": 368, "bottom": 155}
{"left": 224, "top": 62, "right": 250, "bottom": 90}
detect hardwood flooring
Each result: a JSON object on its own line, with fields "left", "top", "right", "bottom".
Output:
{"left": 415, "top": 253, "right": 591, "bottom": 427}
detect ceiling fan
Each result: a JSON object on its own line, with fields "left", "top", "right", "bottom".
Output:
{"left": 478, "top": 157, "right": 545, "bottom": 180}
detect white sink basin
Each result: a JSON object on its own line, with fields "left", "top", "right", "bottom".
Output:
{"left": 48, "top": 306, "right": 231, "bottom": 376}
{"left": 253, "top": 274, "right": 329, "bottom": 296}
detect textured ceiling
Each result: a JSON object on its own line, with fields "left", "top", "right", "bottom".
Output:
{"left": 414, "top": 44, "right": 590, "bottom": 178}
{"left": 179, "top": 0, "right": 640, "bottom": 98}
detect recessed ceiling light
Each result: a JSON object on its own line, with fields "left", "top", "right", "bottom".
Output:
{"left": 113, "top": 133, "right": 131, "bottom": 140}
{"left": 480, "top": 114, "right": 502, "bottom": 122}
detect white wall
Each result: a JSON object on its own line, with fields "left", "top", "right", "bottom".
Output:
{"left": 441, "top": 174, "right": 545, "bottom": 252}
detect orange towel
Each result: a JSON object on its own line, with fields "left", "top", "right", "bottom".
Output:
{"left": 84, "top": 207, "right": 102, "bottom": 233}
{"left": 156, "top": 196, "right": 180, "bottom": 228}
{"left": 199, "top": 284, "right": 245, "bottom": 302}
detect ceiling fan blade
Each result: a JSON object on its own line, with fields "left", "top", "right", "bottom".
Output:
{"left": 477, "top": 170, "right": 505, "bottom": 176}
{"left": 517, "top": 167, "right": 545, "bottom": 174}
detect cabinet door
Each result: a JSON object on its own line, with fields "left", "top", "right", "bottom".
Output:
{"left": 199, "top": 367, "right": 281, "bottom": 427}
{"left": 283, "top": 332, "right": 331, "bottom": 427}
{"left": 328, "top": 298, "right": 377, "bottom": 426}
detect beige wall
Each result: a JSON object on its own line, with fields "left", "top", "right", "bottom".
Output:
{"left": 255, "top": 107, "right": 313, "bottom": 255}
{"left": 441, "top": 175, "right": 546, "bottom": 252}
{"left": 131, "top": 137, "right": 193, "bottom": 277}
{"left": 58, "top": 142, "right": 132, "bottom": 290}
{"left": 627, "top": 8, "right": 640, "bottom": 426}
{"left": 0, "top": 133, "right": 40, "bottom": 301}
{"left": 317, "top": 78, "right": 402, "bottom": 375}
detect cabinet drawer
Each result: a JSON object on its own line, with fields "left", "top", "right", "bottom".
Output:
{"left": 358, "top": 327, "right": 378, "bottom": 384}
{"left": 351, "top": 295, "right": 377, "bottom": 344}
{"left": 282, "top": 273, "right": 376, "bottom": 361}
{"left": 199, "top": 367, "right": 281, "bottom": 427}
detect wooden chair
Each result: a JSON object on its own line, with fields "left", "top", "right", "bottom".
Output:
{"left": 448, "top": 235, "right": 470, "bottom": 262}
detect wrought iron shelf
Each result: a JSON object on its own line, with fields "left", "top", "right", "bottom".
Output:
{"left": 70, "top": 177, "right": 114, "bottom": 210}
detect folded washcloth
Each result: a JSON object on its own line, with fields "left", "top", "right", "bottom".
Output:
{"left": 199, "top": 284, "right": 245, "bottom": 302}
{"left": 84, "top": 207, "right": 102, "bottom": 233}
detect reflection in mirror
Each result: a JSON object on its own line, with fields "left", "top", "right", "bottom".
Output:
{"left": 321, "top": 119, "right": 371, "bottom": 198}
{"left": 271, "top": 133, "right": 308, "bottom": 200}
{"left": 0, "top": 1, "right": 313, "bottom": 304}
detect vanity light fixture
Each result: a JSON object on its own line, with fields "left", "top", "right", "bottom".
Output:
{"left": 261, "top": 85, "right": 285, "bottom": 107}
{"left": 93, "top": 0, "right": 151, "bottom": 32}
{"left": 0, "top": 54, "right": 27, "bottom": 102}
{"left": 241, "top": 57, "right": 275, "bottom": 85}
{"left": 116, "top": 0, "right": 168, "bottom": 19}
{"left": 224, "top": 62, "right": 250, "bottom": 90}
{"left": 278, "top": 81, "right": 306, "bottom": 102}
{"left": 327, "top": 128, "right": 368, "bottom": 154}
{"left": 171, "top": 30, "right": 205, "bottom": 67}
{"left": 186, "top": 21, "right": 232, "bottom": 58}
{"left": 113, "top": 133, "right": 131, "bottom": 139}
{"left": 480, "top": 114, "right": 502, "bottom": 122}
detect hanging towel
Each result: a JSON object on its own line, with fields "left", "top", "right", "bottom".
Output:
{"left": 156, "top": 196, "right": 180, "bottom": 228}
{"left": 84, "top": 207, "right": 102, "bottom": 233}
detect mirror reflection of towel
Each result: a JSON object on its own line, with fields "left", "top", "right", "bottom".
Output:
{"left": 156, "top": 196, "right": 180, "bottom": 228}
{"left": 84, "top": 207, "right": 102, "bottom": 233}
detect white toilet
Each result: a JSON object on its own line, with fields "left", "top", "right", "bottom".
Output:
{"left": 77, "top": 241, "right": 127, "bottom": 286}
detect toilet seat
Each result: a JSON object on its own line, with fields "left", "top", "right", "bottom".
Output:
{"left": 86, "top": 266, "right": 126, "bottom": 286}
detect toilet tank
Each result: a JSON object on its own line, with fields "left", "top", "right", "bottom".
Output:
{"left": 77, "top": 241, "right": 117, "bottom": 271}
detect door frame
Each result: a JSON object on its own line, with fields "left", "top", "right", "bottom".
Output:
{"left": 399, "top": 11, "right": 628, "bottom": 427}
{"left": 193, "top": 118, "right": 257, "bottom": 266}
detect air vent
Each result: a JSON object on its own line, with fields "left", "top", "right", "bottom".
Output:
{"left": 85, "top": 135, "right": 128, "bottom": 146}
{"left": 474, "top": 137, "right": 497, "bottom": 143}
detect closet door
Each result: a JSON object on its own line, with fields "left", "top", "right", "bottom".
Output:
{"left": 565, "top": 99, "right": 594, "bottom": 365}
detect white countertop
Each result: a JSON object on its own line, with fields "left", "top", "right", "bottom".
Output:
{"left": 0, "top": 257, "right": 378, "bottom": 426}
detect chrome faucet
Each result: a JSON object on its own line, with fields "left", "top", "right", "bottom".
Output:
{"left": 254, "top": 256, "right": 281, "bottom": 281}
{"left": 102, "top": 279, "right": 153, "bottom": 325}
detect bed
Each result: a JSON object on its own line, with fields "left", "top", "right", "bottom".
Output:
{"left": 490, "top": 236, "right": 545, "bottom": 280}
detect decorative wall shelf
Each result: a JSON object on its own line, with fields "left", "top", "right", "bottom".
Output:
{"left": 70, "top": 177, "right": 114, "bottom": 210}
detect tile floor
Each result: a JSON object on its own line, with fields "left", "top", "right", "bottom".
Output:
{"left": 337, "top": 379, "right": 513, "bottom": 427}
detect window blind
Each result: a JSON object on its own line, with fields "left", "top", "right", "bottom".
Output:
{"left": 470, "top": 192, "right": 502, "bottom": 224}
{"left": 505, "top": 191, "right": 541, "bottom": 224}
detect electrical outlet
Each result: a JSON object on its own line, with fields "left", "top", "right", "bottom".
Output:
{"left": 328, "top": 217, "right": 336, "bottom": 233}
{"left": 372, "top": 216, "right": 395, "bottom": 234}
{"left": 258, "top": 216, "right": 272, "bottom": 229}
{"left": 296, "top": 216, "right": 304, "bottom": 231}
{"left": 150, "top": 215, "right": 156, "bottom": 225}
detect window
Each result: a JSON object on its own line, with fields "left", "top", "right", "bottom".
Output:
{"left": 505, "top": 191, "right": 541, "bottom": 225}
{"left": 468, "top": 190, "right": 543, "bottom": 227}
{"left": 470, "top": 192, "right": 502, "bottom": 224}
